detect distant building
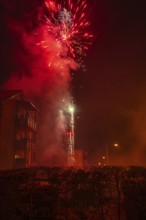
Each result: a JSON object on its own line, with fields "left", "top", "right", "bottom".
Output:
{"left": 74, "top": 149, "right": 83, "bottom": 168}
{"left": 0, "top": 90, "right": 38, "bottom": 170}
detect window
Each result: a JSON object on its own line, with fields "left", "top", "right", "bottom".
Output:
{"left": 17, "top": 106, "right": 26, "bottom": 119}
{"left": 16, "top": 129, "right": 25, "bottom": 140}
{"left": 15, "top": 150, "right": 24, "bottom": 159}
{"left": 26, "top": 130, "right": 35, "bottom": 140}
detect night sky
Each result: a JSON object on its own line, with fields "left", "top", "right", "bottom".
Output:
{"left": 73, "top": 0, "right": 146, "bottom": 165}
{"left": 0, "top": 0, "right": 146, "bottom": 166}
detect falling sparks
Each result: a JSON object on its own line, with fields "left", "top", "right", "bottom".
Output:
{"left": 40, "top": 0, "right": 93, "bottom": 165}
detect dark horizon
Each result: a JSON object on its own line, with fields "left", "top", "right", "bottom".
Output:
{"left": 0, "top": 0, "right": 146, "bottom": 166}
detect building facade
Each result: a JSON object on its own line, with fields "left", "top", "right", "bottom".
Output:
{"left": 0, "top": 90, "right": 37, "bottom": 170}
{"left": 74, "top": 149, "right": 84, "bottom": 168}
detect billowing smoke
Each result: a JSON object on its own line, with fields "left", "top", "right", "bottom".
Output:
{"left": 1, "top": 0, "right": 78, "bottom": 166}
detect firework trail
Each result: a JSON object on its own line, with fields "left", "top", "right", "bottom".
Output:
{"left": 39, "top": 0, "right": 93, "bottom": 165}
{"left": 4, "top": 0, "right": 92, "bottom": 166}
{"left": 67, "top": 101, "right": 75, "bottom": 166}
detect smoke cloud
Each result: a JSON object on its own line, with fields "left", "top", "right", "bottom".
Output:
{"left": 1, "top": 0, "right": 78, "bottom": 166}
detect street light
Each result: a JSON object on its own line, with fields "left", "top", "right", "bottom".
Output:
{"left": 106, "top": 143, "right": 119, "bottom": 166}
{"left": 113, "top": 143, "right": 119, "bottom": 148}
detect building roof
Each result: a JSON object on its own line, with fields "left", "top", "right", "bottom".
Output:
{"left": 0, "top": 90, "right": 38, "bottom": 112}
{"left": 0, "top": 90, "right": 23, "bottom": 102}
{"left": 19, "top": 100, "right": 38, "bottom": 112}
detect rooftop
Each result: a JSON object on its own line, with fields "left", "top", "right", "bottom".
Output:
{"left": 0, "top": 90, "right": 23, "bottom": 102}
{"left": 0, "top": 90, "right": 38, "bottom": 112}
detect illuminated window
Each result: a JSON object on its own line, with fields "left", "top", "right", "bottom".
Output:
{"left": 15, "top": 150, "right": 24, "bottom": 159}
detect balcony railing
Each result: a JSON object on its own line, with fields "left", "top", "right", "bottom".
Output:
{"left": 15, "top": 140, "right": 27, "bottom": 150}
{"left": 14, "top": 158, "right": 26, "bottom": 168}
{"left": 16, "top": 116, "right": 37, "bottom": 131}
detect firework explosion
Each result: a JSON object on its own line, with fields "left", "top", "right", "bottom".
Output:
{"left": 43, "top": 0, "right": 93, "bottom": 62}
{"left": 44, "top": 0, "right": 92, "bottom": 165}
{"left": 3, "top": 0, "right": 93, "bottom": 166}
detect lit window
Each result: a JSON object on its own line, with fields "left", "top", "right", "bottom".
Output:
{"left": 15, "top": 151, "right": 24, "bottom": 159}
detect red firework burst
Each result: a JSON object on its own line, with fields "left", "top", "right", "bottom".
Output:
{"left": 44, "top": 0, "right": 93, "bottom": 60}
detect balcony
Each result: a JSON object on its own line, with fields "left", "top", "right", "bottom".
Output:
{"left": 16, "top": 117, "right": 37, "bottom": 131}
{"left": 27, "top": 118, "right": 37, "bottom": 131}
{"left": 14, "top": 158, "right": 26, "bottom": 168}
{"left": 15, "top": 140, "right": 27, "bottom": 150}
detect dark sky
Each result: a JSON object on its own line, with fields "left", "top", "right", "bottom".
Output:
{"left": 0, "top": 0, "right": 146, "bottom": 165}
{"left": 73, "top": 0, "right": 146, "bottom": 165}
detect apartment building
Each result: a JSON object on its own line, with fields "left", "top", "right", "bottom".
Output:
{"left": 0, "top": 90, "right": 38, "bottom": 170}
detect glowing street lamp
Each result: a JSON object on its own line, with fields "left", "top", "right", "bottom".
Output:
{"left": 106, "top": 143, "right": 120, "bottom": 165}
{"left": 113, "top": 143, "right": 119, "bottom": 148}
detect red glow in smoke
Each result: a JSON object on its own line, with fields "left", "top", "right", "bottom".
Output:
{"left": 3, "top": 0, "right": 93, "bottom": 166}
